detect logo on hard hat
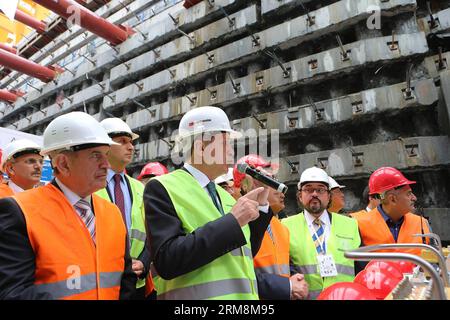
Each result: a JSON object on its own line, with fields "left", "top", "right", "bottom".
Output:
{"left": 188, "top": 119, "right": 212, "bottom": 128}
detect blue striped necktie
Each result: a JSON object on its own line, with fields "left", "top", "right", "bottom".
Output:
{"left": 312, "top": 218, "right": 325, "bottom": 254}
{"left": 75, "top": 199, "right": 96, "bottom": 244}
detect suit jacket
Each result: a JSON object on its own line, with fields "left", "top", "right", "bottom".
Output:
{"left": 0, "top": 180, "right": 136, "bottom": 300}
{"left": 256, "top": 271, "right": 290, "bottom": 300}
{"left": 144, "top": 170, "right": 273, "bottom": 280}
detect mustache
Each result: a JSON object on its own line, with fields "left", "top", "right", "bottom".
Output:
{"left": 32, "top": 170, "right": 41, "bottom": 174}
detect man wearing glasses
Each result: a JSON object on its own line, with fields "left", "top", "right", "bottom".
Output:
{"left": 0, "top": 139, "right": 43, "bottom": 198}
{"left": 282, "top": 167, "right": 361, "bottom": 300}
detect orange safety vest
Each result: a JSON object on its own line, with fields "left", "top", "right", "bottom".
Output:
{"left": 0, "top": 183, "right": 14, "bottom": 198}
{"left": 253, "top": 217, "right": 290, "bottom": 278}
{"left": 349, "top": 209, "right": 367, "bottom": 219}
{"left": 356, "top": 207, "right": 430, "bottom": 255}
{"left": 14, "top": 183, "right": 127, "bottom": 300}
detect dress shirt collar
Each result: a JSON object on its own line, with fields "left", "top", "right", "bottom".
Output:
{"left": 8, "top": 180, "right": 24, "bottom": 194}
{"left": 107, "top": 168, "right": 125, "bottom": 184}
{"left": 183, "top": 163, "right": 211, "bottom": 188}
{"left": 304, "top": 209, "right": 330, "bottom": 227}
{"left": 55, "top": 178, "right": 91, "bottom": 206}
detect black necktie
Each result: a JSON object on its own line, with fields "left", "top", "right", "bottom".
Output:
{"left": 206, "top": 181, "right": 224, "bottom": 216}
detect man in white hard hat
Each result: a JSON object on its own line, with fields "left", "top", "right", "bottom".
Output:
{"left": 0, "top": 139, "right": 43, "bottom": 198}
{"left": 96, "top": 117, "right": 153, "bottom": 300}
{"left": 144, "top": 106, "right": 271, "bottom": 300}
{"left": 0, "top": 112, "right": 136, "bottom": 299}
{"left": 328, "top": 176, "right": 346, "bottom": 214}
{"left": 282, "top": 167, "right": 360, "bottom": 299}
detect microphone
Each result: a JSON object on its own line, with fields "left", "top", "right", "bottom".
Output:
{"left": 237, "top": 163, "right": 288, "bottom": 194}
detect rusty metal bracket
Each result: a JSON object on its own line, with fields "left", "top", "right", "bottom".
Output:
{"left": 426, "top": 1, "right": 439, "bottom": 29}
{"left": 218, "top": 5, "right": 235, "bottom": 28}
{"left": 351, "top": 101, "right": 364, "bottom": 115}
{"left": 185, "top": 95, "right": 198, "bottom": 106}
{"left": 387, "top": 31, "right": 399, "bottom": 51}
{"left": 285, "top": 159, "right": 299, "bottom": 174}
{"left": 405, "top": 143, "right": 419, "bottom": 157}
{"left": 336, "top": 35, "right": 350, "bottom": 61}
{"left": 251, "top": 113, "right": 267, "bottom": 129}
{"left": 263, "top": 49, "right": 291, "bottom": 78}
{"left": 402, "top": 63, "right": 415, "bottom": 100}
{"left": 26, "top": 81, "right": 43, "bottom": 93}
{"left": 308, "top": 97, "right": 324, "bottom": 121}
{"left": 228, "top": 74, "right": 241, "bottom": 94}
{"left": 300, "top": 2, "right": 315, "bottom": 26}
{"left": 317, "top": 157, "right": 328, "bottom": 169}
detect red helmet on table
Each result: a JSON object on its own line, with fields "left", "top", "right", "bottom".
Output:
{"left": 317, "top": 282, "right": 377, "bottom": 300}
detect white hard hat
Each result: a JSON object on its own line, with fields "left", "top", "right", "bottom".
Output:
{"left": 100, "top": 117, "right": 139, "bottom": 140}
{"left": 178, "top": 106, "right": 241, "bottom": 140}
{"left": 328, "top": 176, "right": 346, "bottom": 190}
{"left": 1, "top": 139, "right": 42, "bottom": 171}
{"left": 41, "top": 112, "right": 119, "bottom": 155}
{"left": 298, "top": 167, "right": 330, "bottom": 190}
{"left": 215, "top": 168, "right": 234, "bottom": 185}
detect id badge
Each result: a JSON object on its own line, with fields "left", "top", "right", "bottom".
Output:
{"left": 317, "top": 254, "right": 338, "bottom": 278}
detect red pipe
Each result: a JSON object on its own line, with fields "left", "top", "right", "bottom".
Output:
{"left": 0, "top": 48, "right": 57, "bottom": 82}
{"left": 32, "top": 0, "right": 134, "bottom": 46}
{"left": 14, "top": 9, "right": 47, "bottom": 33}
{"left": 184, "top": 0, "right": 202, "bottom": 8}
{"left": 0, "top": 89, "right": 19, "bottom": 103}
{"left": 0, "top": 44, "right": 17, "bottom": 54}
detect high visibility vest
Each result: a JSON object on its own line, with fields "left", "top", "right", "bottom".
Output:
{"left": 154, "top": 169, "right": 258, "bottom": 300}
{"left": 282, "top": 212, "right": 360, "bottom": 300}
{"left": 96, "top": 175, "right": 149, "bottom": 289}
{"left": 14, "top": 183, "right": 126, "bottom": 300}
{"left": 349, "top": 210, "right": 367, "bottom": 219}
{"left": 355, "top": 207, "right": 430, "bottom": 255}
{"left": 0, "top": 183, "right": 14, "bottom": 198}
{"left": 253, "top": 217, "right": 290, "bottom": 278}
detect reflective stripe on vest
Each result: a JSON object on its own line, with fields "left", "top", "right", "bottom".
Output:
{"left": 230, "top": 246, "right": 252, "bottom": 258}
{"left": 15, "top": 184, "right": 126, "bottom": 300}
{"left": 158, "top": 279, "right": 258, "bottom": 300}
{"left": 292, "top": 264, "right": 354, "bottom": 276}
{"left": 356, "top": 208, "right": 430, "bottom": 255}
{"left": 255, "top": 264, "right": 290, "bottom": 275}
{"left": 96, "top": 175, "right": 147, "bottom": 288}
{"left": 282, "top": 212, "right": 360, "bottom": 299}
{"left": 154, "top": 170, "right": 258, "bottom": 300}
{"left": 35, "top": 272, "right": 122, "bottom": 299}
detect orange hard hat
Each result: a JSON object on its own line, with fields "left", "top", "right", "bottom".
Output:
{"left": 354, "top": 268, "right": 401, "bottom": 299}
{"left": 137, "top": 162, "right": 168, "bottom": 180}
{"left": 233, "top": 154, "right": 274, "bottom": 188}
{"left": 365, "top": 261, "right": 403, "bottom": 281}
{"left": 368, "top": 167, "right": 415, "bottom": 195}
{"left": 317, "top": 282, "right": 376, "bottom": 300}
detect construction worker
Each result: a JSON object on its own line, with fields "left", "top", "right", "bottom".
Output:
{"left": 137, "top": 162, "right": 169, "bottom": 185}
{"left": 354, "top": 167, "right": 430, "bottom": 255}
{"left": 350, "top": 185, "right": 381, "bottom": 219}
{"left": 214, "top": 167, "right": 235, "bottom": 196}
{"left": 144, "top": 106, "right": 271, "bottom": 300}
{"left": 0, "top": 112, "right": 136, "bottom": 299}
{"left": 234, "top": 155, "right": 309, "bottom": 300}
{"left": 282, "top": 167, "right": 361, "bottom": 300}
{"left": 96, "top": 117, "right": 151, "bottom": 300}
{"left": 328, "top": 176, "right": 346, "bottom": 213}
{"left": 0, "top": 139, "right": 43, "bottom": 198}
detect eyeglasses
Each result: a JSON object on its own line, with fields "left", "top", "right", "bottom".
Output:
{"left": 301, "top": 187, "right": 328, "bottom": 195}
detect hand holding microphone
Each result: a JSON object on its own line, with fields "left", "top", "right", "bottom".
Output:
{"left": 236, "top": 163, "right": 288, "bottom": 194}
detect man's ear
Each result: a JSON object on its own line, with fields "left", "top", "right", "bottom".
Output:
{"left": 5, "top": 162, "right": 14, "bottom": 176}
{"left": 53, "top": 154, "right": 71, "bottom": 176}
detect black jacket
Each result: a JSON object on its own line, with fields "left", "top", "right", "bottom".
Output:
{"left": 144, "top": 171, "right": 273, "bottom": 280}
{"left": 0, "top": 181, "right": 136, "bottom": 300}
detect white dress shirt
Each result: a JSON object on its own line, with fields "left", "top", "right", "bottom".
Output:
{"left": 183, "top": 163, "right": 269, "bottom": 213}
{"left": 304, "top": 209, "right": 331, "bottom": 252}
{"left": 55, "top": 178, "right": 91, "bottom": 208}
{"left": 7, "top": 180, "right": 24, "bottom": 194}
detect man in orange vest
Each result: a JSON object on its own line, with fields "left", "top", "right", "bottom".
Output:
{"left": 355, "top": 167, "right": 430, "bottom": 255}
{"left": 233, "top": 155, "right": 309, "bottom": 300}
{"left": 0, "top": 112, "right": 137, "bottom": 300}
{"left": 0, "top": 139, "right": 43, "bottom": 198}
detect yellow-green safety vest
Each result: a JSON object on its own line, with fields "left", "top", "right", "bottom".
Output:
{"left": 153, "top": 169, "right": 259, "bottom": 300}
{"left": 96, "top": 175, "right": 147, "bottom": 288}
{"left": 282, "top": 211, "right": 360, "bottom": 300}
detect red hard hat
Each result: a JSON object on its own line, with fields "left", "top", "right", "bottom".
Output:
{"left": 354, "top": 268, "right": 401, "bottom": 299}
{"left": 233, "top": 154, "right": 274, "bottom": 188}
{"left": 368, "top": 167, "right": 416, "bottom": 195}
{"left": 390, "top": 261, "right": 416, "bottom": 274}
{"left": 317, "top": 282, "right": 377, "bottom": 300}
{"left": 137, "top": 162, "right": 169, "bottom": 180}
{"left": 365, "top": 261, "right": 403, "bottom": 281}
